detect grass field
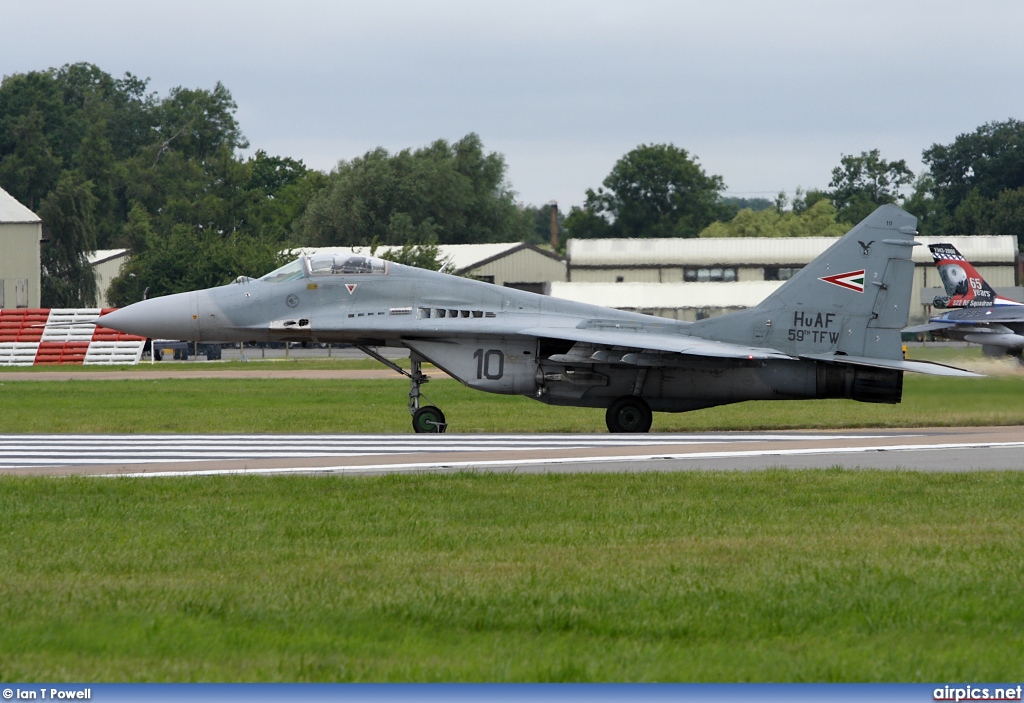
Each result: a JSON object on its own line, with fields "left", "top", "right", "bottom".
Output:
{"left": 2, "top": 373, "right": 1024, "bottom": 433}
{"left": 2, "top": 348, "right": 1022, "bottom": 683}
{"left": 0, "top": 356, "right": 392, "bottom": 373}
{"left": 1, "top": 471, "right": 1021, "bottom": 682}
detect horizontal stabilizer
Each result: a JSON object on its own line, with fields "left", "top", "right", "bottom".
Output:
{"left": 800, "top": 352, "right": 983, "bottom": 377}
{"left": 518, "top": 326, "right": 793, "bottom": 360}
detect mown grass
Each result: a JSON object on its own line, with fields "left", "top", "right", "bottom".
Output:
{"left": 1, "top": 374, "right": 1024, "bottom": 433}
{"left": 0, "top": 357, "right": 393, "bottom": 373}
{"left": 0, "top": 471, "right": 1021, "bottom": 681}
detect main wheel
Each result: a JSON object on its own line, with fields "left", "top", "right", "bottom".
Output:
{"left": 412, "top": 405, "right": 447, "bottom": 433}
{"left": 605, "top": 396, "right": 653, "bottom": 433}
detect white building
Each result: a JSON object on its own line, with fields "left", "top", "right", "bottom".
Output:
{"left": 551, "top": 281, "right": 785, "bottom": 322}
{"left": 0, "top": 187, "right": 42, "bottom": 309}
{"left": 564, "top": 235, "right": 1021, "bottom": 323}
{"left": 87, "top": 249, "right": 129, "bottom": 309}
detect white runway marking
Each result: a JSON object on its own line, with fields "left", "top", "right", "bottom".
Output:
{"left": 103, "top": 441, "right": 1024, "bottom": 478}
{"left": 0, "top": 432, "right": 898, "bottom": 469}
{"left": 2, "top": 430, "right": 1021, "bottom": 476}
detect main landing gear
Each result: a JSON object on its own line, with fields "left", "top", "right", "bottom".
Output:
{"left": 605, "top": 396, "right": 653, "bottom": 433}
{"left": 356, "top": 346, "right": 447, "bottom": 433}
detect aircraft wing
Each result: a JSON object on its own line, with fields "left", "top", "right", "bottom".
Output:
{"left": 902, "top": 321, "right": 957, "bottom": 334}
{"left": 799, "top": 352, "right": 983, "bottom": 377}
{"left": 516, "top": 326, "right": 794, "bottom": 360}
{"left": 905, "top": 316, "right": 1024, "bottom": 334}
{"left": 959, "top": 314, "right": 1024, "bottom": 324}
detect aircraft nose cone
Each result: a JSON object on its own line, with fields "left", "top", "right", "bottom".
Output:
{"left": 100, "top": 292, "right": 200, "bottom": 340}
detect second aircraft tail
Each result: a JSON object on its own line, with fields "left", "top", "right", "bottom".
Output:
{"left": 929, "top": 243, "right": 1023, "bottom": 308}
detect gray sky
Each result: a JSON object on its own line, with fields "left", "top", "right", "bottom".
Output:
{"left": 4, "top": 1, "right": 1024, "bottom": 209}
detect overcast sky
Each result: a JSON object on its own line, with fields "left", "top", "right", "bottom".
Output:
{"left": 4, "top": 1, "right": 1024, "bottom": 209}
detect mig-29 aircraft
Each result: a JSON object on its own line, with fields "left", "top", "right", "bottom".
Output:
{"left": 903, "top": 243, "right": 1024, "bottom": 363}
{"left": 100, "top": 205, "right": 977, "bottom": 433}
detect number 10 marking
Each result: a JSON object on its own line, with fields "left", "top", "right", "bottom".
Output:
{"left": 473, "top": 348, "right": 504, "bottom": 379}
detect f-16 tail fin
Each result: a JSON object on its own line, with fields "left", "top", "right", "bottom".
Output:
{"left": 929, "top": 243, "right": 1023, "bottom": 308}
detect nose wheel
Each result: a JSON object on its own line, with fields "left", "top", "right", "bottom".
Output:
{"left": 412, "top": 405, "right": 447, "bottom": 433}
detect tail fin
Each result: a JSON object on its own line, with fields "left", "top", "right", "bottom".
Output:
{"left": 929, "top": 243, "right": 1022, "bottom": 307}
{"left": 690, "top": 204, "right": 918, "bottom": 361}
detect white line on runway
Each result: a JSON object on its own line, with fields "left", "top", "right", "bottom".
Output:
{"left": 0, "top": 433, "right": 913, "bottom": 469}
{"left": 105, "top": 440, "right": 1024, "bottom": 477}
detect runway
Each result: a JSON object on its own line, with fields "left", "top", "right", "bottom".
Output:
{"left": 0, "top": 426, "right": 1022, "bottom": 476}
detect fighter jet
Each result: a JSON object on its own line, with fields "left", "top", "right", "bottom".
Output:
{"left": 100, "top": 205, "right": 977, "bottom": 433}
{"left": 903, "top": 243, "right": 1024, "bottom": 364}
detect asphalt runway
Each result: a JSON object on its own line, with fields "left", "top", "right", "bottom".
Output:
{"left": 1, "top": 426, "right": 1022, "bottom": 476}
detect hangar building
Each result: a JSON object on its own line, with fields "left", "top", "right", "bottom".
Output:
{"left": 0, "top": 186, "right": 42, "bottom": 310}
{"left": 563, "top": 235, "right": 1021, "bottom": 324}
{"left": 88, "top": 249, "right": 129, "bottom": 308}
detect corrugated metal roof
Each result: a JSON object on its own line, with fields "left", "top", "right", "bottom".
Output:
{"left": 0, "top": 187, "right": 40, "bottom": 224}
{"left": 440, "top": 243, "right": 525, "bottom": 270}
{"left": 568, "top": 235, "right": 1018, "bottom": 266}
{"left": 913, "top": 235, "right": 1017, "bottom": 263}
{"left": 551, "top": 281, "right": 784, "bottom": 309}
{"left": 87, "top": 249, "right": 128, "bottom": 265}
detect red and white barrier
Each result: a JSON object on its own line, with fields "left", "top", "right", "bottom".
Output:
{"left": 0, "top": 308, "right": 146, "bottom": 366}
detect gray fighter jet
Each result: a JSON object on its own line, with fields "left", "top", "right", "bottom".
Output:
{"left": 903, "top": 243, "right": 1024, "bottom": 363}
{"left": 100, "top": 204, "right": 977, "bottom": 433}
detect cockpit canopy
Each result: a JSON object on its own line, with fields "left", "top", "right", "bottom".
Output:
{"left": 260, "top": 254, "right": 389, "bottom": 283}
{"left": 308, "top": 254, "right": 387, "bottom": 276}
{"left": 260, "top": 258, "right": 305, "bottom": 283}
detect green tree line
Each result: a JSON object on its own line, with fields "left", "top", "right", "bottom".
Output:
{"left": 2, "top": 63, "right": 1022, "bottom": 307}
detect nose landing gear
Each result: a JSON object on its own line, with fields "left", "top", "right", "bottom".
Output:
{"left": 408, "top": 358, "right": 446, "bottom": 433}
{"left": 356, "top": 345, "right": 448, "bottom": 433}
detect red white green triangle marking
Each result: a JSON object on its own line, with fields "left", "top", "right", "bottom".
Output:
{"left": 819, "top": 269, "right": 865, "bottom": 292}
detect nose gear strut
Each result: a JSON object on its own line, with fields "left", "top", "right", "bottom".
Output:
{"left": 355, "top": 345, "right": 447, "bottom": 433}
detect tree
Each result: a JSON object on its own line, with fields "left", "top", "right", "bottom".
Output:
{"left": 563, "top": 144, "right": 727, "bottom": 239}
{"left": 0, "top": 63, "right": 328, "bottom": 304}
{"left": 699, "top": 199, "right": 848, "bottom": 238}
{"left": 38, "top": 171, "right": 98, "bottom": 307}
{"left": 942, "top": 186, "right": 1024, "bottom": 241}
{"left": 108, "top": 224, "right": 285, "bottom": 306}
{"left": 153, "top": 81, "right": 248, "bottom": 162}
{"left": 375, "top": 240, "right": 445, "bottom": 271}
{"left": 0, "top": 109, "right": 62, "bottom": 210}
{"left": 295, "top": 134, "right": 529, "bottom": 246}
{"left": 73, "top": 118, "right": 120, "bottom": 247}
{"left": 519, "top": 202, "right": 564, "bottom": 247}
{"left": 918, "top": 119, "right": 1024, "bottom": 242}
{"left": 720, "top": 196, "right": 773, "bottom": 212}
{"left": 828, "top": 149, "right": 914, "bottom": 224}
{"left": 247, "top": 152, "right": 328, "bottom": 242}
{"left": 924, "top": 119, "right": 1024, "bottom": 211}
{"left": 790, "top": 187, "right": 830, "bottom": 215}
